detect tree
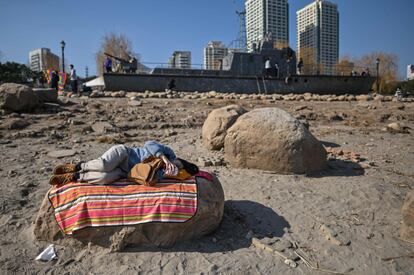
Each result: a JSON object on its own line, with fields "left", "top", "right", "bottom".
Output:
{"left": 96, "top": 33, "right": 140, "bottom": 75}
{"left": 0, "top": 62, "right": 43, "bottom": 84}
{"left": 336, "top": 56, "right": 354, "bottom": 76}
{"left": 355, "top": 52, "right": 399, "bottom": 93}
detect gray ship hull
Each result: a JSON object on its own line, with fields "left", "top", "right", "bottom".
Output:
{"left": 103, "top": 73, "right": 375, "bottom": 95}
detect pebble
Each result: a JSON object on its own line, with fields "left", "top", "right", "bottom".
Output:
{"left": 198, "top": 156, "right": 224, "bottom": 167}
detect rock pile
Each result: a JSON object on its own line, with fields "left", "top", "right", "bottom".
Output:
{"left": 224, "top": 108, "right": 327, "bottom": 174}
{"left": 61, "top": 88, "right": 401, "bottom": 103}
{"left": 325, "top": 147, "right": 364, "bottom": 163}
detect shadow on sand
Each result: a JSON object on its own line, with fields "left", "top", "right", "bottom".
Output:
{"left": 124, "top": 200, "right": 290, "bottom": 253}
{"left": 307, "top": 159, "right": 365, "bottom": 178}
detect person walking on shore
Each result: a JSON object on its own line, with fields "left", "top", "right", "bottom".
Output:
{"left": 69, "top": 64, "right": 78, "bottom": 95}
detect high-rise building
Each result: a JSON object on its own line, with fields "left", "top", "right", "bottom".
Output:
{"left": 245, "top": 0, "right": 289, "bottom": 51}
{"left": 407, "top": 65, "right": 414, "bottom": 80}
{"left": 168, "top": 51, "right": 192, "bottom": 69}
{"left": 204, "top": 41, "right": 228, "bottom": 70}
{"left": 297, "top": 0, "right": 339, "bottom": 75}
{"left": 29, "top": 48, "right": 60, "bottom": 72}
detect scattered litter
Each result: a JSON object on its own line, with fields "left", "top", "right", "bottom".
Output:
{"left": 284, "top": 259, "right": 298, "bottom": 268}
{"left": 35, "top": 244, "right": 57, "bottom": 261}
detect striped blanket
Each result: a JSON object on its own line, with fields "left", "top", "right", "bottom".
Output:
{"left": 48, "top": 178, "right": 197, "bottom": 235}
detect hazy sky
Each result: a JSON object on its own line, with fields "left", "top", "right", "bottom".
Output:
{"left": 0, "top": 0, "right": 412, "bottom": 78}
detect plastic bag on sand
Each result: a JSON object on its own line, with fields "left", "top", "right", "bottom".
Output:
{"left": 35, "top": 244, "right": 57, "bottom": 261}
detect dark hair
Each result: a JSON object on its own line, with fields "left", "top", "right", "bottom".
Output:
{"left": 70, "top": 64, "right": 74, "bottom": 68}
{"left": 177, "top": 158, "right": 199, "bottom": 175}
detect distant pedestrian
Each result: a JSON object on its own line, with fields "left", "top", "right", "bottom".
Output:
{"left": 274, "top": 63, "right": 279, "bottom": 78}
{"left": 297, "top": 58, "right": 304, "bottom": 75}
{"left": 104, "top": 56, "right": 112, "bottom": 73}
{"left": 264, "top": 58, "right": 272, "bottom": 77}
{"left": 69, "top": 64, "right": 79, "bottom": 95}
{"left": 50, "top": 70, "right": 59, "bottom": 90}
{"left": 129, "top": 57, "right": 137, "bottom": 73}
{"left": 366, "top": 68, "right": 371, "bottom": 77}
{"left": 167, "top": 79, "right": 176, "bottom": 91}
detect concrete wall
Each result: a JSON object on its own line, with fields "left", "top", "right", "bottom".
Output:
{"left": 104, "top": 73, "right": 375, "bottom": 95}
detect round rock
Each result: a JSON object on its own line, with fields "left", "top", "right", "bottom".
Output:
{"left": 0, "top": 83, "right": 40, "bottom": 112}
{"left": 33, "top": 175, "right": 225, "bottom": 249}
{"left": 224, "top": 107, "right": 327, "bottom": 174}
{"left": 202, "top": 105, "right": 247, "bottom": 150}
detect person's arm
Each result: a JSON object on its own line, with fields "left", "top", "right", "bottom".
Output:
{"left": 144, "top": 141, "right": 177, "bottom": 175}
{"left": 143, "top": 141, "right": 176, "bottom": 160}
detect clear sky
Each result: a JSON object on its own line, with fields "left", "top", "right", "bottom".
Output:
{"left": 0, "top": 0, "right": 412, "bottom": 78}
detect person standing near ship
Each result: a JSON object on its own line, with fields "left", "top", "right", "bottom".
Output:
{"left": 104, "top": 56, "right": 112, "bottom": 73}
{"left": 264, "top": 58, "right": 272, "bottom": 77}
{"left": 274, "top": 63, "right": 280, "bottom": 78}
{"left": 297, "top": 58, "right": 304, "bottom": 75}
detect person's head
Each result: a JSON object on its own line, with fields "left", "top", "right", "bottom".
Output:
{"left": 70, "top": 64, "right": 74, "bottom": 69}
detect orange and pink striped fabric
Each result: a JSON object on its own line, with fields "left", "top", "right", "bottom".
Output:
{"left": 48, "top": 178, "right": 197, "bottom": 235}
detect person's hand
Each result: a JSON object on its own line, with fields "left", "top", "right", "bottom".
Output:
{"left": 160, "top": 155, "right": 177, "bottom": 176}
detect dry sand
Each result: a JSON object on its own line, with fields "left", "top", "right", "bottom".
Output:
{"left": 0, "top": 95, "right": 413, "bottom": 274}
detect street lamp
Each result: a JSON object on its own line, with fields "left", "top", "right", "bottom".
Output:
{"left": 60, "top": 40, "right": 65, "bottom": 73}
{"left": 376, "top": 58, "right": 380, "bottom": 93}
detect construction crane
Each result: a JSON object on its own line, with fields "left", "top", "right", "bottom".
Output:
{"left": 227, "top": 0, "right": 247, "bottom": 52}
{"left": 235, "top": 10, "right": 247, "bottom": 52}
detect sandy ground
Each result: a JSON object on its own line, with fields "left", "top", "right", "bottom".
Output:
{"left": 0, "top": 95, "right": 413, "bottom": 274}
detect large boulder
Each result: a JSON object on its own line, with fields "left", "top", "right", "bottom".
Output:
{"left": 224, "top": 107, "right": 327, "bottom": 174}
{"left": 33, "top": 176, "right": 224, "bottom": 250}
{"left": 0, "top": 83, "right": 40, "bottom": 112}
{"left": 33, "top": 88, "right": 58, "bottom": 103}
{"left": 202, "top": 105, "right": 247, "bottom": 150}
{"left": 400, "top": 191, "right": 414, "bottom": 242}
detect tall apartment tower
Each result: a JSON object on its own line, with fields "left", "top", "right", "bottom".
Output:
{"left": 204, "top": 41, "right": 228, "bottom": 70}
{"left": 245, "top": 0, "right": 289, "bottom": 51}
{"left": 29, "top": 48, "right": 60, "bottom": 72}
{"left": 168, "top": 51, "right": 191, "bottom": 69}
{"left": 297, "top": 0, "right": 339, "bottom": 75}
